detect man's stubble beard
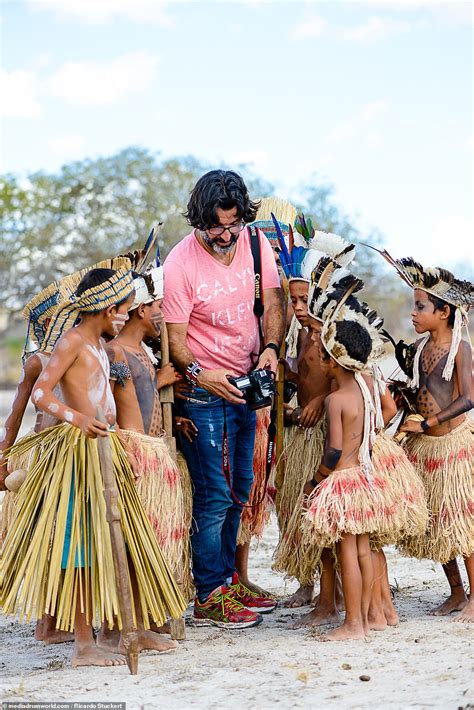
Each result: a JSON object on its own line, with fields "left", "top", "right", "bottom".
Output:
{"left": 202, "top": 231, "right": 239, "bottom": 254}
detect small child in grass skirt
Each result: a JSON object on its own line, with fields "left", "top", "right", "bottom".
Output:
{"left": 273, "top": 215, "right": 356, "bottom": 608}
{"left": 366, "top": 247, "right": 473, "bottom": 620}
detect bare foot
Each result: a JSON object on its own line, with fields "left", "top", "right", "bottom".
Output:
{"left": 452, "top": 597, "right": 474, "bottom": 623}
{"left": 430, "top": 593, "right": 467, "bottom": 616}
{"left": 367, "top": 611, "right": 387, "bottom": 631}
{"left": 292, "top": 606, "right": 340, "bottom": 629}
{"left": 97, "top": 626, "right": 121, "bottom": 653}
{"left": 150, "top": 620, "right": 171, "bottom": 635}
{"left": 320, "top": 622, "right": 366, "bottom": 642}
{"left": 283, "top": 585, "right": 313, "bottom": 608}
{"left": 120, "top": 630, "right": 178, "bottom": 654}
{"left": 383, "top": 603, "right": 399, "bottom": 626}
{"left": 35, "top": 618, "right": 74, "bottom": 644}
{"left": 72, "top": 643, "right": 126, "bottom": 667}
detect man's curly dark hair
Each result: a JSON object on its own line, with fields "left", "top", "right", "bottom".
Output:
{"left": 185, "top": 170, "right": 260, "bottom": 230}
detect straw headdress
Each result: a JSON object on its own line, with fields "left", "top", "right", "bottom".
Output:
{"left": 22, "top": 281, "right": 61, "bottom": 359}
{"left": 249, "top": 197, "right": 297, "bottom": 247}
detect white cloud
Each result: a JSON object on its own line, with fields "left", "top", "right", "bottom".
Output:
{"left": 344, "top": 15, "right": 411, "bottom": 42}
{"left": 48, "top": 133, "right": 87, "bottom": 157}
{"left": 325, "top": 99, "right": 389, "bottom": 146}
{"left": 46, "top": 50, "right": 160, "bottom": 106}
{"left": 26, "top": 0, "right": 174, "bottom": 26}
{"left": 0, "top": 68, "right": 41, "bottom": 118}
{"left": 290, "top": 14, "right": 328, "bottom": 40}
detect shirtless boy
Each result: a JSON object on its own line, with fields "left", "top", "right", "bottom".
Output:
{"left": 378, "top": 257, "right": 474, "bottom": 622}
{"left": 105, "top": 265, "right": 195, "bottom": 614}
{"left": 1, "top": 267, "right": 186, "bottom": 666}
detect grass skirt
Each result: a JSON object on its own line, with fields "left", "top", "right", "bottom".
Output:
{"left": 120, "top": 429, "right": 193, "bottom": 601}
{"left": 1, "top": 423, "right": 187, "bottom": 632}
{"left": 237, "top": 407, "right": 273, "bottom": 545}
{"left": 398, "top": 419, "right": 473, "bottom": 563}
{"left": 302, "top": 465, "right": 400, "bottom": 553}
{"left": 0, "top": 433, "right": 36, "bottom": 544}
{"left": 272, "top": 420, "right": 326, "bottom": 584}
{"left": 370, "top": 431, "right": 429, "bottom": 549}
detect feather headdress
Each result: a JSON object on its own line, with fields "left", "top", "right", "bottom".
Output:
{"left": 364, "top": 244, "right": 473, "bottom": 381}
{"left": 276, "top": 214, "right": 356, "bottom": 282}
{"left": 130, "top": 224, "right": 164, "bottom": 309}
{"left": 22, "top": 281, "right": 61, "bottom": 360}
{"left": 249, "top": 197, "right": 297, "bottom": 247}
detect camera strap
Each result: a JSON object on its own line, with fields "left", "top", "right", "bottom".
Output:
{"left": 221, "top": 399, "right": 277, "bottom": 509}
{"left": 249, "top": 226, "right": 265, "bottom": 352}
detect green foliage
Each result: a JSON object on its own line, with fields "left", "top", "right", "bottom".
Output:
{"left": 0, "top": 149, "right": 410, "bottom": 338}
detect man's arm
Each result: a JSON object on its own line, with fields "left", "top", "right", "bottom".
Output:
{"left": 31, "top": 330, "right": 108, "bottom": 438}
{"left": 0, "top": 354, "right": 42, "bottom": 489}
{"left": 166, "top": 322, "right": 244, "bottom": 404}
{"left": 257, "top": 286, "right": 286, "bottom": 373}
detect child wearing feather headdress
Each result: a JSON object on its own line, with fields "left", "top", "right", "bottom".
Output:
{"left": 272, "top": 215, "right": 355, "bottom": 612}
{"left": 301, "top": 292, "right": 399, "bottom": 641}
{"left": 366, "top": 249, "right": 474, "bottom": 622}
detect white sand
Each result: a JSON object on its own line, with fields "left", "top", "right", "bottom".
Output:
{"left": 1, "top": 517, "right": 472, "bottom": 710}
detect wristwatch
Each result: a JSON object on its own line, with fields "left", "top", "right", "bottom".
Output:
{"left": 264, "top": 342, "right": 280, "bottom": 355}
{"left": 186, "top": 360, "right": 203, "bottom": 385}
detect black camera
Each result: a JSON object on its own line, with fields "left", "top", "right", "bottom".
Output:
{"left": 228, "top": 369, "right": 276, "bottom": 411}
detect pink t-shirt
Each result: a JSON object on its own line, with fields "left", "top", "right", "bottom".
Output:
{"left": 162, "top": 227, "right": 281, "bottom": 375}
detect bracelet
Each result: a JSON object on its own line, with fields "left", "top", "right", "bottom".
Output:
{"left": 264, "top": 342, "right": 280, "bottom": 355}
{"left": 185, "top": 361, "right": 203, "bottom": 385}
{"left": 310, "top": 477, "right": 320, "bottom": 488}
{"left": 421, "top": 419, "right": 430, "bottom": 432}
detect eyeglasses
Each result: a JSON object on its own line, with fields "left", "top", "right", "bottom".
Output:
{"left": 206, "top": 221, "right": 245, "bottom": 237}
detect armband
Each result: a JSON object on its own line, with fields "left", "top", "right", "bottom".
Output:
{"left": 110, "top": 361, "right": 131, "bottom": 387}
{"left": 421, "top": 419, "right": 430, "bottom": 432}
{"left": 321, "top": 446, "right": 342, "bottom": 471}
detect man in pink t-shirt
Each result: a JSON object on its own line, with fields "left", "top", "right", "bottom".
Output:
{"left": 163, "top": 170, "right": 284, "bottom": 629}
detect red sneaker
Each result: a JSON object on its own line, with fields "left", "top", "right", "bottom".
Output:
{"left": 193, "top": 585, "right": 263, "bottom": 629}
{"left": 230, "top": 573, "right": 277, "bottom": 614}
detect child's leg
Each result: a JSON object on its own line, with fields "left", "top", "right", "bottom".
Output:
{"left": 368, "top": 550, "right": 387, "bottom": 631}
{"left": 292, "top": 548, "right": 340, "bottom": 627}
{"left": 453, "top": 554, "right": 474, "bottom": 622}
{"left": 235, "top": 541, "right": 271, "bottom": 596}
{"left": 431, "top": 559, "right": 467, "bottom": 616}
{"left": 357, "top": 534, "right": 374, "bottom": 635}
{"left": 322, "top": 534, "right": 365, "bottom": 641}
{"left": 35, "top": 614, "right": 74, "bottom": 644}
{"left": 283, "top": 584, "right": 314, "bottom": 608}
{"left": 378, "top": 550, "right": 399, "bottom": 625}
{"left": 72, "top": 600, "right": 126, "bottom": 668}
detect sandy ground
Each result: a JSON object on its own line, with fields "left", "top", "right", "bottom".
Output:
{"left": 1, "top": 393, "right": 473, "bottom": 709}
{"left": 1, "top": 520, "right": 473, "bottom": 710}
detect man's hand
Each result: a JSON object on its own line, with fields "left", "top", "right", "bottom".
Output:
{"left": 156, "top": 363, "right": 181, "bottom": 389}
{"left": 257, "top": 347, "right": 279, "bottom": 375}
{"left": 174, "top": 416, "right": 198, "bottom": 443}
{"left": 196, "top": 369, "right": 245, "bottom": 404}
{"left": 76, "top": 414, "right": 109, "bottom": 438}
{"left": 298, "top": 396, "right": 325, "bottom": 429}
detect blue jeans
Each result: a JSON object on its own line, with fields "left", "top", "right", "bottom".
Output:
{"left": 178, "top": 388, "right": 256, "bottom": 601}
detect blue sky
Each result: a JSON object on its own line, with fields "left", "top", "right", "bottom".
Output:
{"left": 1, "top": 0, "right": 472, "bottom": 270}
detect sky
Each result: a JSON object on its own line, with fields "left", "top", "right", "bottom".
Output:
{"left": 1, "top": 0, "right": 473, "bottom": 270}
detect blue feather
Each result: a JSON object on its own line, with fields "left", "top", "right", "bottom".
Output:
{"left": 271, "top": 212, "right": 292, "bottom": 276}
